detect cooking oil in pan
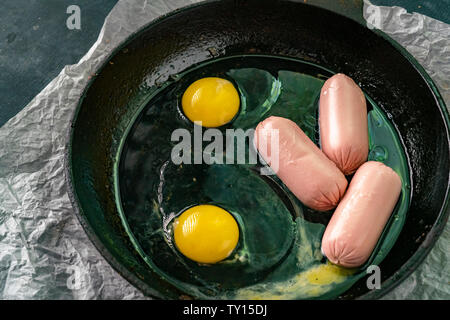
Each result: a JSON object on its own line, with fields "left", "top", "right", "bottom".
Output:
{"left": 115, "top": 55, "right": 410, "bottom": 299}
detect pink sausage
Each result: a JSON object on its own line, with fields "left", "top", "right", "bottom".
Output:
{"left": 319, "top": 74, "right": 369, "bottom": 175}
{"left": 254, "top": 116, "right": 348, "bottom": 212}
{"left": 321, "top": 161, "right": 402, "bottom": 268}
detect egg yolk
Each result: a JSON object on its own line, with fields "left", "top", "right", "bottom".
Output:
{"left": 181, "top": 77, "right": 240, "bottom": 127}
{"left": 173, "top": 204, "right": 239, "bottom": 264}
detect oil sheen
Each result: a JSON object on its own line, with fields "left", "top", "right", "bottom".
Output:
{"left": 116, "top": 55, "right": 411, "bottom": 299}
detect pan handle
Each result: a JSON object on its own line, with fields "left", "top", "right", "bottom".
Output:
{"left": 303, "top": 0, "right": 366, "bottom": 25}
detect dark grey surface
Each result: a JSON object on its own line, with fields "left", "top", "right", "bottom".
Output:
{"left": 0, "top": 0, "right": 118, "bottom": 126}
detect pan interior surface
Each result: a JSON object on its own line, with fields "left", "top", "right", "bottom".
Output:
{"left": 115, "top": 55, "right": 411, "bottom": 299}
{"left": 68, "top": 0, "right": 450, "bottom": 299}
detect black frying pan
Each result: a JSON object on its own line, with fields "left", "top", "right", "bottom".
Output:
{"left": 66, "top": 0, "right": 450, "bottom": 299}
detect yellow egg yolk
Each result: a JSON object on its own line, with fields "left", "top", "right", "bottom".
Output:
{"left": 181, "top": 77, "right": 240, "bottom": 128}
{"left": 305, "top": 262, "right": 356, "bottom": 285}
{"left": 173, "top": 205, "right": 239, "bottom": 264}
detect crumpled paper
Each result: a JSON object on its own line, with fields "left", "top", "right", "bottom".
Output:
{"left": 0, "top": 0, "right": 448, "bottom": 299}
{"left": 0, "top": 0, "right": 202, "bottom": 300}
